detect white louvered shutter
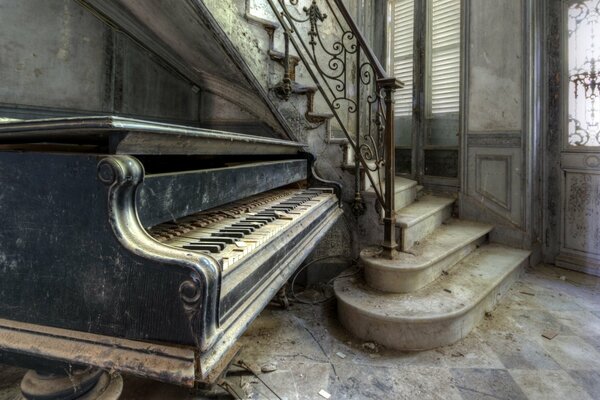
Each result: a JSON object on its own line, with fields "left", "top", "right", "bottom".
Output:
{"left": 392, "top": 0, "right": 414, "bottom": 116}
{"left": 429, "top": 0, "right": 461, "bottom": 115}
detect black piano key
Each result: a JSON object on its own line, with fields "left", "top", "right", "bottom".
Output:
{"left": 201, "top": 236, "right": 236, "bottom": 244}
{"left": 242, "top": 218, "right": 267, "bottom": 226}
{"left": 231, "top": 223, "right": 256, "bottom": 232}
{"left": 220, "top": 227, "right": 253, "bottom": 235}
{"left": 189, "top": 239, "right": 228, "bottom": 249}
{"left": 253, "top": 215, "right": 276, "bottom": 222}
{"left": 212, "top": 232, "right": 244, "bottom": 238}
{"left": 193, "top": 241, "right": 226, "bottom": 251}
{"left": 234, "top": 222, "right": 262, "bottom": 229}
{"left": 183, "top": 244, "right": 221, "bottom": 253}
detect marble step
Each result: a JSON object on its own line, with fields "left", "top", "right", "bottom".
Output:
{"left": 364, "top": 176, "right": 419, "bottom": 210}
{"left": 362, "top": 219, "right": 493, "bottom": 293}
{"left": 334, "top": 244, "right": 530, "bottom": 351}
{"left": 396, "top": 195, "right": 454, "bottom": 251}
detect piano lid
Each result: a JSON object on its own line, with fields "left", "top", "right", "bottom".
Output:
{"left": 0, "top": 116, "right": 306, "bottom": 155}
{"left": 77, "top": 0, "right": 295, "bottom": 141}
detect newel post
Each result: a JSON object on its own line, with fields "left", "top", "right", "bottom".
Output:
{"left": 378, "top": 77, "right": 403, "bottom": 259}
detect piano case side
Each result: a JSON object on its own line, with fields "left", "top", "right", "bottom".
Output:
{"left": 0, "top": 151, "right": 217, "bottom": 348}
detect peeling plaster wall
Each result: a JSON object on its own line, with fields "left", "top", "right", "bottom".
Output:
{"left": 468, "top": 0, "right": 523, "bottom": 132}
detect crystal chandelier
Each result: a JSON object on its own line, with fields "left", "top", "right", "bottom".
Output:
{"left": 570, "top": 57, "right": 599, "bottom": 99}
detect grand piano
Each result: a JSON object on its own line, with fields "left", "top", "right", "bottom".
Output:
{"left": 0, "top": 0, "right": 347, "bottom": 394}
{"left": 0, "top": 116, "right": 342, "bottom": 390}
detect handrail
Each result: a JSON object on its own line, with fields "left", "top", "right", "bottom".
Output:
{"left": 265, "top": 0, "right": 402, "bottom": 257}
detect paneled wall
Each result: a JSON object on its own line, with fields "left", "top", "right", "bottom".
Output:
{"left": 460, "top": 0, "right": 542, "bottom": 254}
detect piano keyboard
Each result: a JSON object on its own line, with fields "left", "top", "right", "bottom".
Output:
{"left": 149, "top": 188, "right": 336, "bottom": 272}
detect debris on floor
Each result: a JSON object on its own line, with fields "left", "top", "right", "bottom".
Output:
{"left": 520, "top": 291, "right": 536, "bottom": 296}
{"left": 318, "top": 389, "right": 332, "bottom": 399}
{"left": 541, "top": 330, "right": 559, "bottom": 340}
{"left": 2, "top": 264, "right": 600, "bottom": 399}
{"left": 260, "top": 363, "right": 277, "bottom": 373}
{"left": 361, "top": 342, "right": 378, "bottom": 352}
{"left": 335, "top": 351, "right": 346, "bottom": 359}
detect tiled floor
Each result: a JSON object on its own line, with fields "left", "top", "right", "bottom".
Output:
{"left": 1, "top": 264, "right": 600, "bottom": 399}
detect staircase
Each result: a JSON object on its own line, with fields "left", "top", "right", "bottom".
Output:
{"left": 232, "top": 0, "right": 532, "bottom": 351}
{"left": 334, "top": 178, "right": 531, "bottom": 350}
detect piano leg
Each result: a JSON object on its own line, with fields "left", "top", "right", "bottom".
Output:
{"left": 20, "top": 368, "right": 122, "bottom": 400}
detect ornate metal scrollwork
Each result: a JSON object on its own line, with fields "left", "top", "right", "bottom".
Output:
{"left": 303, "top": 1, "right": 327, "bottom": 46}
{"left": 266, "top": 0, "right": 402, "bottom": 257}
{"left": 273, "top": 0, "right": 388, "bottom": 197}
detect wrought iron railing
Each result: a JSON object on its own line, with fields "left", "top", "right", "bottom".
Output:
{"left": 265, "top": 0, "right": 402, "bottom": 257}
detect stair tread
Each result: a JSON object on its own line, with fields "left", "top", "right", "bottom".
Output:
{"left": 396, "top": 195, "right": 454, "bottom": 228}
{"left": 362, "top": 219, "right": 493, "bottom": 272}
{"left": 245, "top": 13, "right": 280, "bottom": 30}
{"left": 335, "top": 244, "right": 530, "bottom": 320}
{"left": 268, "top": 49, "right": 301, "bottom": 62}
{"left": 366, "top": 176, "right": 418, "bottom": 194}
{"left": 291, "top": 82, "right": 318, "bottom": 94}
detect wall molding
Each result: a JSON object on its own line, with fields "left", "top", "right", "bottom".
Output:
{"left": 467, "top": 132, "right": 523, "bottom": 148}
{"left": 475, "top": 154, "right": 513, "bottom": 210}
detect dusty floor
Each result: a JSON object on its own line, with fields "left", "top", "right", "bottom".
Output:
{"left": 1, "top": 264, "right": 600, "bottom": 399}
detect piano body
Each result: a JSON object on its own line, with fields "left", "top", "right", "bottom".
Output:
{"left": 0, "top": 116, "right": 342, "bottom": 386}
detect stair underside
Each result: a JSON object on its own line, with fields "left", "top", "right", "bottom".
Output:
{"left": 335, "top": 244, "right": 530, "bottom": 350}
{"left": 363, "top": 219, "right": 493, "bottom": 293}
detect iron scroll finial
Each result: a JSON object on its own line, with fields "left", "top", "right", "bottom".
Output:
{"left": 304, "top": 1, "right": 327, "bottom": 46}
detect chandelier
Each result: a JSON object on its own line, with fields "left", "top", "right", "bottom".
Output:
{"left": 570, "top": 57, "right": 598, "bottom": 99}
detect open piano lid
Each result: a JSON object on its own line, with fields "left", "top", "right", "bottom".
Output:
{"left": 0, "top": 116, "right": 306, "bottom": 155}
{"left": 76, "top": 0, "right": 295, "bottom": 141}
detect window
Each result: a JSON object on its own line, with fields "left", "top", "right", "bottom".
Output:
{"left": 567, "top": 0, "right": 600, "bottom": 147}
{"left": 392, "top": 0, "right": 415, "bottom": 117}
{"left": 391, "top": 0, "right": 461, "bottom": 178}
{"left": 428, "top": 0, "right": 461, "bottom": 116}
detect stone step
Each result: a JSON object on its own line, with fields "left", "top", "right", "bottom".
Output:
{"left": 334, "top": 244, "right": 530, "bottom": 351}
{"left": 396, "top": 195, "right": 454, "bottom": 251}
{"left": 306, "top": 111, "right": 334, "bottom": 124}
{"left": 364, "top": 176, "right": 419, "bottom": 210}
{"left": 362, "top": 219, "right": 493, "bottom": 293}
